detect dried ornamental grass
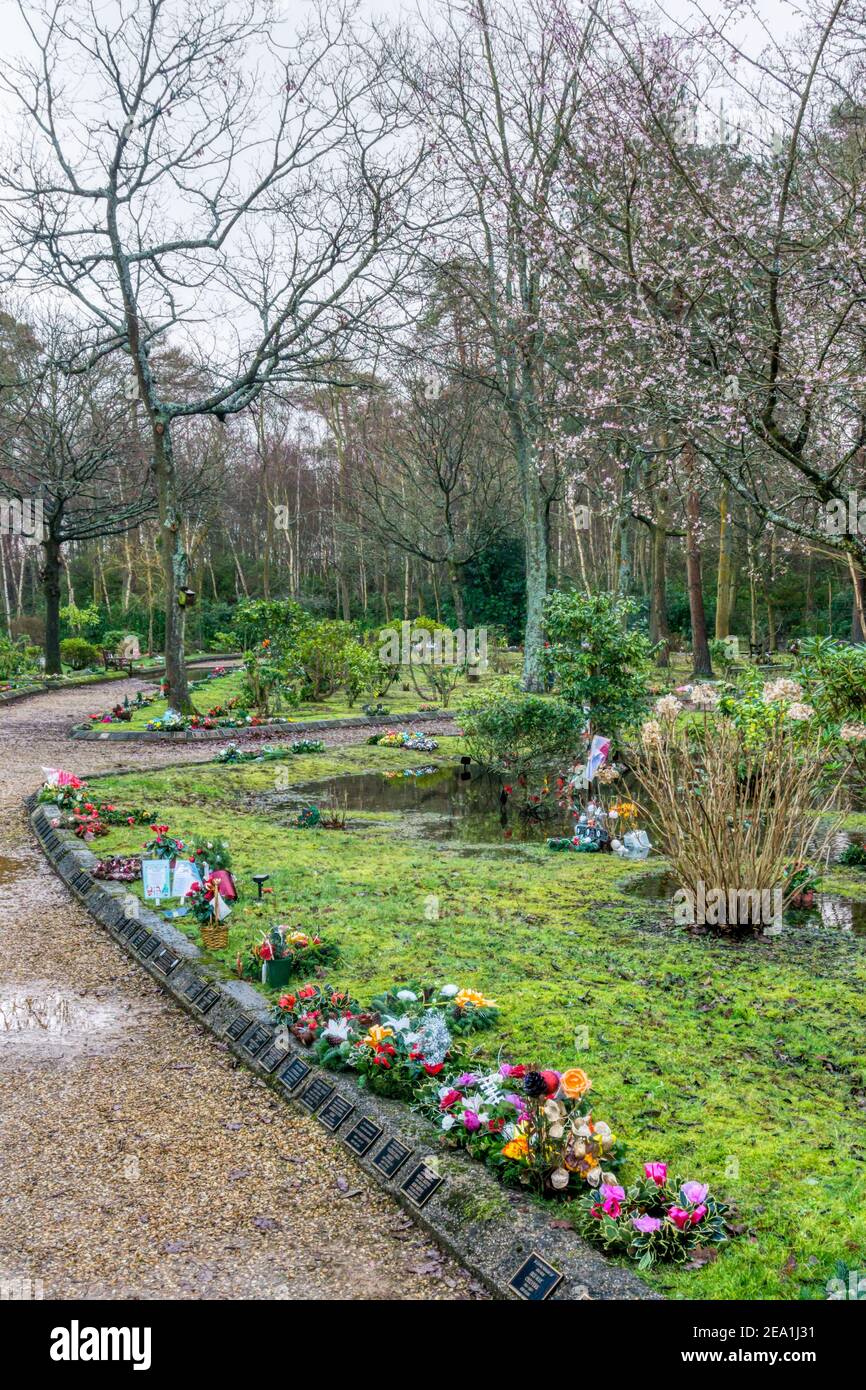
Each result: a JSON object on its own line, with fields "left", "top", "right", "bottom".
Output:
{"left": 628, "top": 713, "right": 845, "bottom": 919}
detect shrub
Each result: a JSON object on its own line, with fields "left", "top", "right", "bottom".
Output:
{"left": 0, "top": 635, "right": 40, "bottom": 680}
{"left": 629, "top": 709, "right": 841, "bottom": 925}
{"left": 543, "top": 590, "right": 654, "bottom": 736}
{"left": 458, "top": 681, "right": 585, "bottom": 779}
{"left": 796, "top": 636, "right": 866, "bottom": 720}
{"left": 60, "top": 637, "right": 102, "bottom": 670}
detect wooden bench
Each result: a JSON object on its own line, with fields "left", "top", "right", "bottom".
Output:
{"left": 102, "top": 649, "right": 135, "bottom": 675}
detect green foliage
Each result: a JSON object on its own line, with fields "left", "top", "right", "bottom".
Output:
{"left": 228, "top": 598, "right": 308, "bottom": 654}
{"left": 458, "top": 678, "right": 584, "bottom": 777}
{"left": 60, "top": 636, "right": 102, "bottom": 669}
{"left": 542, "top": 590, "right": 654, "bottom": 735}
{"left": 797, "top": 636, "right": 866, "bottom": 720}
{"left": 460, "top": 538, "right": 526, "bottom": 641}
{"left": 0, "top": 634, "right": 40, "bottom": 680}
{"left": 59, "top": 602, "right": 100, "bottom": 636}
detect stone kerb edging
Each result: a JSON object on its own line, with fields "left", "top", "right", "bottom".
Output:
{"left": 28, "top": 794, "right": 658, "bottom": 1303}
{"left": 69, "top": 708, "right": 455, "bottom": 741}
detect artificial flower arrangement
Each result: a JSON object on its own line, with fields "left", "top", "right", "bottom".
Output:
{"left": 37, "top": 772, "right": 154, "bottom": 829}
{"left": 268, "top": 983, "right": 364, "bottom": 1046}
{"left": 184, "top": 876, "right": 228, "bottom": 925}
{"left": 268, "top": 980, "right": 497, "bottom": 1102}
{"left": 425, "top": 1062, "right": 624, "bottom": 1198}
{"left": 290, "top": 739, "right": 326, "bottom": 754}
{"left": 92, "top": 856, "right": 141, "bottom": 882}
{"left": 238, "top": 926, "right": 340, "bottom": 984}
{"left": 295, "top": 804, "right": 321, "bottom": 828}
{"left": 368, "top": 729, "right": 439, "bottom": 753}
{"left": 572, "top": 1164, "right": 728, "bottom": 1270}
{"left": 189, "top": 838, "right": 232, "bottom": 872}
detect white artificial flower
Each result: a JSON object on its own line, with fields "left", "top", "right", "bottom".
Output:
{"left": 396, "top": 989, "right": 417, "bottom": 1002}
{"left": 441, "top": 1115, "right": 456, "bottom": 1131}
{"left": 439, "top": 984, "right": 459, "bottom": 998}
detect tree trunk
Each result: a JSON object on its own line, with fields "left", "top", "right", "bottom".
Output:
{"left": 41, "top": 534, "right": 63, "bottom": 675}
{"left": 684, "top": 444, "right": 713, "bottom": 677}
{"left": 715, "top": 482, "right": 733, "bottom": 638}
{"left": 649, "top": 520, "right": 671, "bottom": 666}
{"left": 153, "top": 420, "right": 192, "bottom": 712}
{"left": 448, "top": 560, "right": 466, "bottom": 630}
{"left": 510, "top": 416, "right": 547, "bottom": 691}
{"left": 849, "top": 556, "right": 866, "bottom": 644}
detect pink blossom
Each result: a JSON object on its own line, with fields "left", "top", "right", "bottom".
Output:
{"left": 644, "top": 1162, "right": 667, "bottom": 1186}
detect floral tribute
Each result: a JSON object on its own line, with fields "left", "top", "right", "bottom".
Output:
{"left": 37, "top": 770, "right": 154, "bottom": 830}
{"left": 425, "top": 1062, "right": 623, "bottom": 1197}
{"left": 268, "top": 980, "right": 497, "bottom": 1101}
{"left": 369, "top": 728, "right": 439, "bottom": 753}
{"left": 572, "top": 1164, "right": 728, "bottom": 1270}
{"left": 142, "top": 825, "right": 185, "bottom": 860}
{"left": 185, "top": 875, "right": 230, "bottom": 926}
{"left": 238, "top": 926, "right": 340, "bottom": 981}
{"left": 92, "top": 856, "right": 140, "bottom": 882}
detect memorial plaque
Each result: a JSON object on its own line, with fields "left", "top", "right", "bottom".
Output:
{"left": 138, "top": 934, "right": 158, "bottom": 958}
{"left": 508, "top": 1253, "right": 563, "bottom": 1301}
{"left": 344, "top": 1117, "right": 382, "bottom": 1157}
{"left": 183, "top": 978, "right": 205, "bottom": 1005}
{"left": 372, "top": 1137, "right": 412, "bottom": 1178}
{"left": 194, "top": 986, "right": 220, "bottom": 1014}
{"left": 131, "top": 928, "right": 149, "bottom": 950}
{"left": 152, "top": 947, "right": 181, "bottom": 976}
{"left": 119, "top": 917, "right": 139, "bottom": 939}
{"left": 71, "top": 870, "right": 92, "bottom": 894}
{"left": 277, "top": 1056, "right": 311, "bottom": 1093}
{"left": 318, "top": 1093, "right": 354, "bottom": 1133}
{"left": 242, "top": 1025, "right": 271, "bottom": 1057}
{"left": 299, "top": 1076, "right": 335, "bottom": 1112}
{"left": 400, "top": 1162, "right": 444, "bottom": 1209}
{"left": 225, "top": 1014, "right": 252, "bottom": 1042}
{"left": 258, "top": 1044, "right": 287, "bottom": 1074}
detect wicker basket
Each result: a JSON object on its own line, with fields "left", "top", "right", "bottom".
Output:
{"left": 200, "top": 922, "right": 229, "bottom": 952}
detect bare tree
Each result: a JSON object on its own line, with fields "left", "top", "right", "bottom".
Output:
{"left": 0, "top": 0, "right": 429, "bottom": 707}
{"left": 0, "top": 310, "right": 154, "bottom": 671}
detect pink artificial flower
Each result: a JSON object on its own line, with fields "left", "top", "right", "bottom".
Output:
{"left": 681, "top": 1181, "right": 708, "bottom": 1205}
{"left": 600, "top": 1183, "right": 625, "bottom": 1202}
{"left": 644, "top": 1162, "right": 667, "bottom": 1186}
{"left": 463, "top": 1110, "right": 481, "bottom": 1132}
{"left": 632, "top": 1214, "right": 662, "bottom": 1234}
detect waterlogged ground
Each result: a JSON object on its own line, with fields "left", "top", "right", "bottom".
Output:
{"left": 0, "top": 683, "right": 481, "bottom": 1300}
{"left": 89, "top": 739, "right": 866, "bottom": 1301}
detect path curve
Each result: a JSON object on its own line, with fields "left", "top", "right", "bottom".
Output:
{"left": 0, "top": 679, "right": 481, "bottom": 1300}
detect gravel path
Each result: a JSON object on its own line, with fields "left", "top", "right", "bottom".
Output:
{"left": 0, "top": 679, "right": 479, "bottom": 1300}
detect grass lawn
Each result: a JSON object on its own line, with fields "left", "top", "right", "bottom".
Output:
{"left": 95, "top": 663, "right": 514, "bottom": 729}
{"left": 86, "top": 736, "right": 866, "bottom": 1301}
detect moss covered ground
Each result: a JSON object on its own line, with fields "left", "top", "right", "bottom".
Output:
{"left": 87, "top": 736, "right": 866, "bottom": 1301}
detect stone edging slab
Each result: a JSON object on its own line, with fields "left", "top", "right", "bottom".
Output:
{"left": 69, "top": 708, "right": 455, "bottom": 741}
{"left": 28, "top": 794, "right": 658, "bottom": 1303}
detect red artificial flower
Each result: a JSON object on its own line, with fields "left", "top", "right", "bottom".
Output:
{"left": 279, "top": 994, "right": 297, "bottom": 1010}
{"left": 439, "top": 1089, "right": 461, "bottom": 1110}
{"left": 423, "top": 1061, "right": 445, "bottom": 1076}
{"left": 259, "top": 941, "right": 274, "bottom": 960}
{"left": 299, "top": 985, "right": 316, "bottom": 1000}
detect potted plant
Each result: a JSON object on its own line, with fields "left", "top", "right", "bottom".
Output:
{"left": 241, "top": 926, "right": 340, "bottom": 987}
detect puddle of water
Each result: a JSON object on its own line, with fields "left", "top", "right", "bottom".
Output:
{"left": 0, "top": 855, "right": 24, "bottom": 885}
{"left": 264, "top": 765, "right": 589, "bottom": 844}
{"left": 622, "top": 871, "right": 866, "bottom": 934}
{"left": 0, "top": 985, "right": 131, "bottom": 1063}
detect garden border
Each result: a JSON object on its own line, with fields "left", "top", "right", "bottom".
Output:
{"left": 27, "top": 793, "right": 658, "bottom": 1303}
{"left": 69, "top": 708, "right": 456, "bottom": 741}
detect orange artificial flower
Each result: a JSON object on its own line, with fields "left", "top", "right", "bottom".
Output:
{"left": 559, "top": 1067, "right": 592, "bottom": 1100}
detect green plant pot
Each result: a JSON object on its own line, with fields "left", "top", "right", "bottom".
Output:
{"left": 262, "top": 957, "right": 296, "bottom": 989}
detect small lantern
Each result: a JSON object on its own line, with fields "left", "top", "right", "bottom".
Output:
{"left": 252, "top": 873, "right": 270, "bottom": 901}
